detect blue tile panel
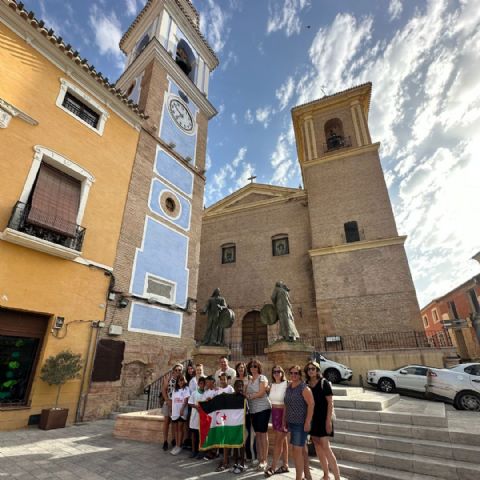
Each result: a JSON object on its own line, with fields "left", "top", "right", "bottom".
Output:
{"left": 154, "top": 146, "right": 194, "bottom": 197}
{"left": 159, "top": 80, "right": 198, "bottom": 165}
{"left": 149, "top": 178, "right": 191, "bottom": 231}
{"left": 130, "top": 216, "right": 189, "bottom": 308}
{"left": 129, "top": 302, "right": 182, "bottom": 337}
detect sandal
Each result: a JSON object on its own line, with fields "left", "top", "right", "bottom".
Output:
{"left": 274, "top": 465, "right": 290, "bottom": 474}
{"left": 265, "top": 467, "right": 275, "bottom": 477}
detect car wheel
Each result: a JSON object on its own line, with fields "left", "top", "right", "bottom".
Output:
{"left": 455, "top": 391, "right": 480, "bottom": 412}
{"left": 378, "top": 378, "right": 395, "bottom": 393}
{"left": 324, "top": 369, "right": 341, "bottom": 384}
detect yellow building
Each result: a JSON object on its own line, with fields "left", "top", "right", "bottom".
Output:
{"left": 0, "top": 1, "right": 143, "bottom": 430}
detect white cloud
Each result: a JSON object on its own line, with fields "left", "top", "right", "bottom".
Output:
{"left": 89, "top": 6, "right": 123, "bottom": 67}
{"left": 205, "top": 153, "right": 212, "bottom": 171}
{"left": 276, "top": 77, "right": 295, "bottom": 111}
{"left": 125, "top": 0, "right": 144, "bottom": 16}
{"left": 267, "top": 0, "right": 311, "bottom": 37}
{"left": 270, "top": 131, "right": 298, "bottom": 185}
{"left": 232, "top": 147, "right": 247, "bottom": 168}
{"left": 235, "top": 163, "right": 256, "bottom": 189}
{"left": 255, "top": 106, "right": 273, "bottom": 128}
{"left": 244, "top": 109, "right": 254, "bottom": 124}
{"left": 231, "top": 113, "right": 237, "bottom": 124}
{"left": 388, "top": 0, "right": 402, "bottom": 21}
{"left": 199, "top": 0, "right": 231, "bottom": 53}
{"left": 221, "top": 50, "right": 238, "bottom": 71}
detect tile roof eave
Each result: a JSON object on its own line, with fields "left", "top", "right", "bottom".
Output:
{"left": 4, "top": 0, "right": 147, "bottom": 120}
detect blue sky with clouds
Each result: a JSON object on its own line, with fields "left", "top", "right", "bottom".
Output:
{"left": 23, "top": 0, "right": 480, "bottom": 307}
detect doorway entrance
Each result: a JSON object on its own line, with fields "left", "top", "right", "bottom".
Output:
{"left": 242, "top": 311, "right": 268, "bottom": 358}
{"left": 0, "top": 308, "right": 48, "bottom": 406}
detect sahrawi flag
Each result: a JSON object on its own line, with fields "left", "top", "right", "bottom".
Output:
{"left": 198, "top": 393, "right": 246, "bottom": 449}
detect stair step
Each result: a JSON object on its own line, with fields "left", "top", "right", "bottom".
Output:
{"left": 335, "top": 405, "right": 448, "bottom": 427}
{"left": 334, "top": 430, "right": 480, "bottom": 464}
{"left": 335, "top": 394, "right": 400, "bottom": 411}
{"left": 334, "top": 459, "right": 445, "bottom": 480}
{"left": 128, "top": 400, "right": 147, "bottom": 408}
{"left": 332, "top": 444, "right": 480, "bottom": 479}
{"left": 332, "top": 387, "right": 365, "bottom": 397}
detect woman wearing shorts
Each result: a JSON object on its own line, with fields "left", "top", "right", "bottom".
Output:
{"left": 265, "top": 365, "right": 289, "bottom": 477}
{"left": 284, "top": 365, "right": 314, "bottom": 480}
{"left": 170, "top": 375, "right": 190, "bottom": 455}
{"left": 246, "top": 359, "right": 271, "bottom": 471}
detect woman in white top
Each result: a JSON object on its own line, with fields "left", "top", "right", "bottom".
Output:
{"left": 265, "top": 365, "right": 289, "bottom": 477}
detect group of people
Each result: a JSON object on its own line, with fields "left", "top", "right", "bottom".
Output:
{"left": 161, "top": 355, "right": 341, "bottom": 480}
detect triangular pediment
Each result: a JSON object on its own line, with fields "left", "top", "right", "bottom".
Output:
{"left": 205, "top": 183, "right": 304, "bottom": 218}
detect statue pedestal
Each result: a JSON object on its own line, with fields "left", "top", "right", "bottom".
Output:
{"left": 264, "top": 341, "right": 314, "bottom": 369}
{"left": 192, "top": 345, "right": 231, "bottom": 373}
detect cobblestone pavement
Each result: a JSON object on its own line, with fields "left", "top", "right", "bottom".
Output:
{"left": 0, "top": 420, "right": 339, "bottom": 480}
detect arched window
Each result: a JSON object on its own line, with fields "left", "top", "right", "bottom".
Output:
{"left": 242, "top": 311, "right": 268, "bottom": 357}
{"left": 344, "top": 221, "right": 360, "bottom": 243}
{"left": 175, "top": 40, "right": 196, "bottom": 82}
{"left": 324, "top": 118, "right": 346, "bottom": 151}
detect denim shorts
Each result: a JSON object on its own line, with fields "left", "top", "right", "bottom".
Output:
{"left": 288, "top": 422, "right": 308, "bottom": 447}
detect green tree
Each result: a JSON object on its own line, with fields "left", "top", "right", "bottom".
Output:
{"left": 39, "top": 350, "right": 82, "bottom": 409}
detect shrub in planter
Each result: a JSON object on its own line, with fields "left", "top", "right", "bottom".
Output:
{"left": 38, "top": 350, "right": 82, "bottom": 430}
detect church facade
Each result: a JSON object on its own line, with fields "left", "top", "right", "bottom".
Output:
{"left": 196, "top": 84, "right": 423, "bottom": 355}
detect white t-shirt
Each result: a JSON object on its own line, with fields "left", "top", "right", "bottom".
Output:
{"left": 216, "top": 385, "right": 234, "bottom": 395}
{"left": 204, "top": 388, "right": 217, "bottom": 401}
{"left": 189, "top": 376, "right": 198, "bottom": 393}
{"left": 171, "top": 387, "right": 190, "bottom": 420}
{"left": 269, "top": 381, "right": 288, "bottom": 405}
{"left": 188, "top": 389, "right": 206, "bottom": 430}
{"left": 214, "top": 367, "right": 237, "bottom": 384}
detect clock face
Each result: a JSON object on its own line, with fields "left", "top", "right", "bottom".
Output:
{"left": 168, "top": 98, "right": 194, "bottom": 132}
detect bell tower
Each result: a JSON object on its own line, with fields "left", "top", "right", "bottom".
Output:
{"left": 85, "top": 0, "right": 218, "bottom": 419}
{"left": 292, "top": 83, "right": 423, "bottom": 336}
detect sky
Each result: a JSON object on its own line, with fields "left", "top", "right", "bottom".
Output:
{"left": 22, "top": 0, "right": 480, "bottom": 308}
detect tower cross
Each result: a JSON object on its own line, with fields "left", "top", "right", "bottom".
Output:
{"left": 247, "top": 175, "right": 257, "bottom": 183}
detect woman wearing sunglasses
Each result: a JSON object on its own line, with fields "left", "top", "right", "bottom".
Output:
{"left": 305, "top": 361, "right": 340, "bottom": 480}
{"left": 246, "top": 359, "right": 271, "bottom": 471}
{"left": 284, "top": 365, "right": 314, "bottom": 480}
{"left": 265, "top": 365, "right": 289, "bottom": 477}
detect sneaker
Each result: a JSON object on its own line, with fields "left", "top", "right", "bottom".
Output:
{"left": 229, "top": 464, "right": 238, "bottom": 473}
{"left": 162, "top": 441, "right": 168, "bottom": 451}
{"left": 233, "top": 466, "right": 243, "bottom": 474}
{"left": 171, "top": 446, "right": 182, "bottom": 456}
{"left": 252, "top": 459, "right": 259, "bottom": 466}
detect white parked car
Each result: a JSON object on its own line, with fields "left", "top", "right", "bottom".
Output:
{"left": 427, "top": 363, "right": 480, "bottom": 411}
{"left": 311, "top": 353, "right": 353, "bottom": 383}
{"left": 367, "top": 365, "right": 429, "bottom": 393}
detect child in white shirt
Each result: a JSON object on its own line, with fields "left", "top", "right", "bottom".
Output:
{"left": 188, "top": 376, "right": 206, "bottom": 458}
{"left": 170, "top": 375, "right": 190, "bottom": 455}
{"left": 216, "top": 371, "right": 234, "bottom": 394}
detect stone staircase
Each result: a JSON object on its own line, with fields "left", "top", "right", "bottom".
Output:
{"left": 108, "top": 393, "right": 148, "bottom": 420}
{"left": 327, "top": 387, "right": 480, "bottom": 480}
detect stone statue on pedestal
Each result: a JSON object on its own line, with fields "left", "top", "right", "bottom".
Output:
{"left": 271, "top": 281, "right": 300, "bottom": 341}
{"left": 201, "top": 288, "right": 234, "bottom": 346}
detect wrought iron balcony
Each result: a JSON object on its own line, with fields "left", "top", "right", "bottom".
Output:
{"left": 323, "top": 135, "right": 352, "bottom": 153}
{"left": 7, "top": 201, "right": 85, "bottom": 252}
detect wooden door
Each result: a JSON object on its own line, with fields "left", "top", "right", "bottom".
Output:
{"left": 242, "top": 311, "right": 268, "bottom": 358}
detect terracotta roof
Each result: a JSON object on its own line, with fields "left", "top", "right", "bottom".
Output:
{"left": 119, "top": 0, "right": 219, "bottom": 68}
{"left": 291, "top": 82, "right": 372, "bottom": 113}
{"left": 4, "top": 0, "right": 146, "bottom": 119}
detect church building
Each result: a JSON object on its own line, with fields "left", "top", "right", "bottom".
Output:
{"left": 196, "top": 83, "right": 424, "bottom": 356}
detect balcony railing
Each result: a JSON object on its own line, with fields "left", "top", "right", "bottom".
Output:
{"left": 7, "top": 201, "right": 85, "bottom": 252}
{"left": 323, "top": 135, "right": 352, "bottom": 153}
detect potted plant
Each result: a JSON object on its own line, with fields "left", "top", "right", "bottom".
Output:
{"left": 38, "top": 350, "right": 82, "bottom": 430}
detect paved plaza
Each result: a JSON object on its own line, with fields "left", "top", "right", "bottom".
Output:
{"left": 0, "top": 420, "right": 342, "bottom": 480}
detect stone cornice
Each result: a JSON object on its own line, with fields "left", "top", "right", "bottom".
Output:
{"left": 302, "top": 142, "right": 381, "bottom": 169}
{"left": 117, "top": 38, "right": 217, "bottom": 119}
{"left": 309, "top": 236, "right": 407, "bottom": 258}
{"left": 204, "top": 191, "right": 307, "bottom": 221}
